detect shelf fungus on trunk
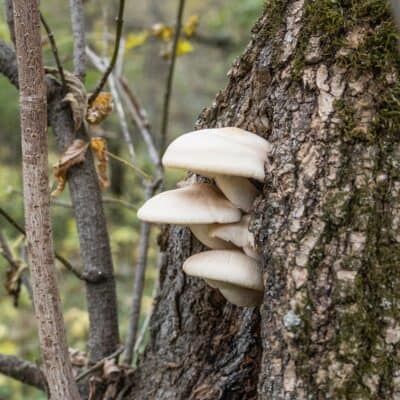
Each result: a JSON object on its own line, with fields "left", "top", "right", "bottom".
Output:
{"left": 183, "top": 250, "right": 264, "bottom": 307}
{"left": 162, "top": 127, "right": 272, "bottom": 212}
{"left": 210, "top": 214, "right": 259, "bottom": 260}
{"left": 137, "top": 183, "right": 240, "bottom": 249}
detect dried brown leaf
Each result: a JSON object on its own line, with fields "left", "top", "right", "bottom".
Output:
{"left": 103, "top": 359, "right": 120, "bottom": 382}
{"left": 86, "top": 92, "right": 114, "bottom": 125}
{"left": 52, "top": 139, "right": 89, "bottom": 197}
{"left": 62, "top": 72, "right": 88, "bottom": 131}
{"left": 90, "top": 137, "right": 110, "bottom": 189}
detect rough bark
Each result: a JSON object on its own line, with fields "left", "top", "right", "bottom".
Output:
{"left": 127, "top": 227, "right": 261, "bottom": 399}
{"left": 126, "top": 1, "right": 400, "bottom": 399}
{"left": 12, "top": 0, "right": 80, "bottom": 398}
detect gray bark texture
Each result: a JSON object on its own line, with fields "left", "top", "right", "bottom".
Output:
{"left": 13, "top": 0, "right": 80, "bottom": 398}
{"left": 0, "top": 354, "right": 46, "bottom": 391}
{"left": 125, "top": 1, "right": 400, "bottom": 399}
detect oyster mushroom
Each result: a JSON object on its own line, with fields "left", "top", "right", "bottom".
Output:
{"left": 183, "top": 250, "right": 264, "bottom": 307}
{"left": 162, "top": 127, "right": 272, "bottom": 212}
{"left": 137, "top": 183, "right": 240, "bottom": 249}
{"left": 209, "top": 215, "right": 260, "bottom": 260}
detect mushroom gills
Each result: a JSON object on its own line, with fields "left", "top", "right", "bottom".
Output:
{"left": 205, "top": 279, "right": 262, "bottom": 306}
{"left": 189, "top": 224, "right": 237, "bottom": 250}
{"left": 218, "top": 282, "right": 263, "bottom": 307}
{"left": 210, "top": 215, "right": 260, "bottom": 260}
{"left": 214, "top": 175, "right": 259, "bottom": 212}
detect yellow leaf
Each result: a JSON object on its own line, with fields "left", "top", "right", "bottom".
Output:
{"left": 90, "top": 137, "right": 110, "bottom": 189}
{"left": 176, "top": 39, "right": 194, "bottom": 56}
{"left": 183, "top": 15, "right": 199, "bottom": 38}
{"left": 152, "top": 23, "right": 174, "bottom": 41}
{"left": 125, "top": 31, "right": 148, "bottom": 50}
{"left": 86, "top": 92, "right": 113, "bottom": 125}
{"left": 52, "top": 139, "right": 89, "bottom": 197}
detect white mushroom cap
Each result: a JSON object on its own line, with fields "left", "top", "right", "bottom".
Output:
{"left": 209, "top": 215, "right": 259, "bottom": 260}
{"left": 183, "top": 250, "right": 263, "bottom": 306}
{"left": 162, "top": 127, "right": 271, "bottom": 181}
{"left": 137, "top": 183, "right": 241, "bottom": 225}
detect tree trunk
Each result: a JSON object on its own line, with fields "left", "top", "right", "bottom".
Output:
{"left": 126, "top": 1, "right": 400, "bottom": 399}
{"left": 13, "top": 0, "right": 80, "bottom": 398}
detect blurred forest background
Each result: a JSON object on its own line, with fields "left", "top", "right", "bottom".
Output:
{"left": 0, "top": 0, "right": 264, "bottom": 398}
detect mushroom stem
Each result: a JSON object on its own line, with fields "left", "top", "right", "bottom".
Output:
{"left": 189, "top": 225, "right": 236, "bottom": 250}
{"left": 214, "top": 175, "right": 259, "bottom": 212}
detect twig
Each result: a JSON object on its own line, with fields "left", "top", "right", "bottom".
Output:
{"left": 69, "top": 0, "right": 86, "bottom": 81}
{"left": 133, "top": 262, "right": 160, "bottom": 356}
{"left": 0, "top": 231, "right": 33, "bottom": 303}
{"left": 106, "top": 151, "right": 152, "bottom": 181}
{"left": 102, "top": 196, "right": 137, "bottom": 211}
{"left": 7, "top": 187, "right": 137, "bottom": 211}
{"left": 86, "top": 46, "right": 137, "bottom": 162}
{"left": 118, "top": 77, "right": 161, "bottom": 170}
{"left": 0, "top": 206, "right": 85, "bottom": 281}
{"left": 88, "top": 0, "right": 125, "bottom": 104}
{"left": 109, "top": 74, "right": 136, "bottom": 161}
{"left": 0, "top": 353, "right": 46, "bottom": 391}
{"left": 122, "top": 188, "right": 153, "bottom": 365}
{"left": 75, "top": 345, "right": 124, "bottom": 383}
{"left": 39, "top": 12, "right": 67, "bottom": 90}
{"left": 391, "top": 0, "right": 400, "bottom": 32}
{"left": 51, "top": 196, "right": 137, "bottom": 211}
{"left": 159, "top": 0, "right": 186, "bottom": 154}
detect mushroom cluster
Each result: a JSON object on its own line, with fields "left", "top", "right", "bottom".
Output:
{"left": 138, "top": 127, "right": 271, "bottom": 307}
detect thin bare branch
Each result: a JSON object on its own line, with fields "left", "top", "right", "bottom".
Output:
{"left": 39, "top": 12, "right": 67, "bottom": 89}
{"left": 159, "top": 0, "right": 186, "bottom": 154}
{"left": 106, "top": 151, "right": 152, "bottom": 180}
{"left": 86, "top": 46, "right": 137, "bottom": 162}
{"left": 133, "top": 265, "right": 160, "bottom": 356}
{"left": 122, "top": 183, "right": 157, "bottom": 365}
{"left": 0, "top": 206, "right": 85, "bottom": 281}
{"left": 0, "top": 354, "right": 46, "bottom": 391}
{"left": 118, "top": 77, "right": 161, "bottom": 170}
{"left": 51, "top": 196, "right": 137, "bottom": 211}
{"left": 69, "top": 0, "right": 86, "bottom": 81}
{"left": 8, "top": 187, "right": 137, "bottom": 211}
{"left": 0, "top": 231, "right": 33, "bottom": 303}
{"left": 75, "top": 346, "right": 123, "bottom": 383}
{"left": 0, "top": 40, "right": 19, "bottom": 87}
{"left": 88, "top": 0, "right": 125, "bottom": 104}
{"left": 109, "top": 74, "right": 136, "bottom": 159}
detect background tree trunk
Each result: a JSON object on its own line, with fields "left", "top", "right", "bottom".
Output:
{"left": 13, "top": 0, "right": 80, "bottom": 398}
{"left": 127, "top": 1, "right": 400, "bottom": 399}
